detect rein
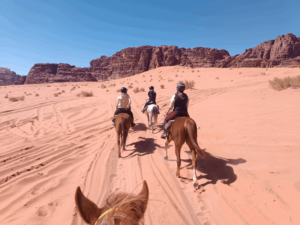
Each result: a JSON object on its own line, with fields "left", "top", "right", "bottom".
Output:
{"left": 94, "top": 209, "right": 112, "bottom": 225}
{"left": 94, "top": 208, "right": 144, "bottom": 225}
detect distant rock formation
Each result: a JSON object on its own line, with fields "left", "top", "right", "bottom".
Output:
{"left": 89, "top": 46, "right": 231, "bottom": 80}
{"left": 229, "top": 33, "right": 300, "bottom": 68}
{"left": 0, "top": 68, "right": 26, "bottom": 86}
{"left": 5, "top": 33, "right": 300, "bottom": 85}
{"left": 25, "top": 63, "right": 97, "bottom": 84}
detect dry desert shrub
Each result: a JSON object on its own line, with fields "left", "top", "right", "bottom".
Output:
{"left": 216, "top": 77, "right": 219, "bottom": 79}
{"left": 160, "top": 84, "right": 165, "bottom": 89}
{"left": 128, "top": 84, "right": 133, "bottom": 89}
{"left": 71, "top": 87, "right": 76, "bottom": 91}
{"left": 35, "top": 93, "right": 39, "bottom": 97}
{"left": 77, "top": 91, "right": 93, "bottom": 97}
{"left": 269, "top": 76, "right": 300, "bottom": 91}
{"left": 9, "top": 96, "right": 25, "bottom": 102}
{"left": 101, "top": 84, "right": 106, "bottom": 88}
{"left": 192, "top": 70, "right": 194, "bottom": 72}
{"left": 197, "top": 70, "right": 199, "bottom": 72}
{"left": 47, "top": 85, "right": 51, "bottom": 87}
{"left": 239, "top": 72, "right": 242, "bottom": 74}
{"left": 54, "top": 93, "right": 60, "bottom": 97}
{"left": 140, "top": 87, "right": 145, "bottom": 92}
{"left": 116, "top": 89, "right": 121, "bottom": 92}
{"left": 62, "top": 90, "right": 65, "bottom": 93}
{"left": 261, "top": 72, "right": 266, "bottom": 75}
{"left": 4, "top": 94, "right": 8, "bottom": 98}
{"left": 133, "top": 87, "right": 139, "bottom": 93}
{"left": 175, "top": 74, "right": 178, "bottom": 77}
{"left": 178, "top": 80, "right": 195, "bottom": 89}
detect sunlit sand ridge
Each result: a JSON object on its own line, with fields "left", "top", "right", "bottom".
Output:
{"left": 0, "top": 67, "right": 300, "bottom": 225}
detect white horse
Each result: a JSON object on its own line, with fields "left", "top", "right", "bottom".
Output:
{"left": 144, "top": 104, "right": 158, "bottom": 133}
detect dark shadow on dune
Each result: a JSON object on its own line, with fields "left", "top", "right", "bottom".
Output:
{"left": 179, "top": 151, "right": 246, "bottom": 186}
{"left": 123, "top": 137, "right": 162, "bottom": 158}
{"left": 131, "top": 123, "right": 148, "bottom": 132}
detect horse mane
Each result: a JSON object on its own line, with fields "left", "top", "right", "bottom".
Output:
{"left": 102, "top": 191, "right": 148, "bottom": 225}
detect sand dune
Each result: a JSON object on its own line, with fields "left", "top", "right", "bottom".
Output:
{"left": 0, "top": 67, "right": 300, "bottom": 225}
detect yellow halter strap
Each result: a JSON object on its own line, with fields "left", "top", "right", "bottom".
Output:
{"left": 94, "top": 209, "right": 112, "bottom": 225}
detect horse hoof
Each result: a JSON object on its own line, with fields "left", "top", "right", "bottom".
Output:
{"left": 193, "top": 182, "right": 199, "bottom": 189}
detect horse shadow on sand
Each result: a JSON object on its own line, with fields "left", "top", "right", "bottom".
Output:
{"left": 130, "top": 123, "right": 148, "bottom": 132}
{"left": 123, "top": 137, "right": 162, "bottom": 158}
{"left": 179, "top": 150, "right": 246, "bottom": 187}
{"left": 131, "top": 123, "right": 162, "bottom": 134}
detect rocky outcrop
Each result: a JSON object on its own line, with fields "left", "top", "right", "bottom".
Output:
{"left": 26, "top": 63, "right": 97, "bottom": 84}
{"left": 89, "top": 45, "right": 231, "bottom": 80}
{"left": 229, "top": 33, "right": 300, "bottom": 68}
{"left": 21, "top": 33, "right": 300, "bottom": 84}
{"left": 0, "top": 68, "right": 26, "bottom": 86}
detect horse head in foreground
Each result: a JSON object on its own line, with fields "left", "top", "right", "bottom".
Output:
{"left": 144, "top": 104, "right": 158, "bottom": 133}
{"left": 164, "top": 117, "right": 205, "bottom": 189}
{"left": 115, "top": 113, "right": 132, "bottom": 158}
{"left": 75, "top": 181, "right": 149, "bottom": 225}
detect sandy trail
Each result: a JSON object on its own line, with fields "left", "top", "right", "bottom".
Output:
{"left": 0, "top": 67, "right": 300, "bottom": 225}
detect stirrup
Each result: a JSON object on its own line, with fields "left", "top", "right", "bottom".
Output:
{"left": 161, "top": 132, "right": 167, "bottom": 139}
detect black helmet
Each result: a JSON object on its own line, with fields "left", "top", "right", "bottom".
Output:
{"left": 149, "top": 86, "right": 154, "bottom": 90}
{"left": 177, "top": 82, "right": 185, "bottom": 92}
{"left": 121, "top": 87, "right": 127, "bottom": 93}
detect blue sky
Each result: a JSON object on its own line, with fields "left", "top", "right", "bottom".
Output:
{"left": 0, "top": 0, "right": 299, "bottom": 75}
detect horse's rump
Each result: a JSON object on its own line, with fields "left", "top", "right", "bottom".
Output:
{"left": 171, "top": 117, "right": 205, "bottom": 159}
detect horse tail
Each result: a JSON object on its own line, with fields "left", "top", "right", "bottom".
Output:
{"left": 185, "top": 119, "right": 205, "bottom": 159}
{"left": 120, "top": 117, "right": 128, "bottom": 149}
{"left": 153, "top": 106, "right": 158, "bottom": 125}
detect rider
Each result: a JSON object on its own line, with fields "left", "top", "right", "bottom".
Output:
{"left": 113, "top": 87, "right": 136, "bottom": 127}
{"left": 141, "top": 86, "right": 159, "bottom": 113}
{"left": 161, "top": 82, "right": 189, "bottom": 139}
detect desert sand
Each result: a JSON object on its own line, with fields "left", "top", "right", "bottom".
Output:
{"left": 0, "top": 67, "right": 300, "bottom": 225}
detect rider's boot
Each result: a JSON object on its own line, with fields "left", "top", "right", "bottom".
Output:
{"left": 160, "top": 120, "right": 168, "bottom": 139}
{"left": 112, "top": 115, "right": 116, "bottom": 127}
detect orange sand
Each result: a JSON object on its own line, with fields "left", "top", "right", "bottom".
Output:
{"left": 0, "top": 67, "right": 300, "bottom": 225}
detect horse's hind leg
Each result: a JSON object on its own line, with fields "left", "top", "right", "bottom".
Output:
{"left": 175, "top": 143, "right": 183, "bottom": 178}
{"left": 187, "top": 140, "right": 198, "bottom": 188}
{"left": 164, "top": 138, "right": 171, "bottom": 160}
{"left": 117, "top": 130, "right": 121, "bottom": 158}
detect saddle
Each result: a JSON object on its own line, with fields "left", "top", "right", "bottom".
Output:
{"left": 165, "top": 120, "right": 174, "bottom": 131}
{"left": 145, "top": 104, "right": 160, "bottom": 113}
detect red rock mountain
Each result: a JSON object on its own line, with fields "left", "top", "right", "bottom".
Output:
{"left": 2, "top": 33, "right": 300, "bottom": 85}
{"left": 0, "top": 68, "right": 26, "bottom": 86}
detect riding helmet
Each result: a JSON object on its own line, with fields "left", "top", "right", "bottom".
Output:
{"left": 149, "top": 86, "right": 154, "bottom": 90}
{"left": 120, "top": 87, "right": 128, "bottom": 93}
{"left": 176, "top": 82, "right": 185, "bottom": 92}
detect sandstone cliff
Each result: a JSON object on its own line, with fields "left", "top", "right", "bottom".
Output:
{"left": 229, "top": 33, "right": 300, "bottom": 68}
{"left": 0, "top": 68, "right": 26, "bottom": 86}
{"left": 25, "top": 63, "right": 97, "bottom": 84}
{"left": 14, "top": 33, "right": 300, "bottom": 84}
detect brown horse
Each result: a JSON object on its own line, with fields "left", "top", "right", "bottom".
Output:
{"left": 164, "top": 117, "right": 205, "bottom": 188}
{"left": 75, "top": 181, "right": 149, "bottom": 225}
{"left": 115, "top": 113, "right": 132, "bottom": 158}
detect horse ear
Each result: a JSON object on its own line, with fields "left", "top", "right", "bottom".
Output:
{"left": 75, "top": 187, "right": 103, "bottom": 224}
{"left": 138, "top": 181, "right": 149, "bottom": 213}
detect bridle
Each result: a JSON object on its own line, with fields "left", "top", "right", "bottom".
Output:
{"left": 94, "top": 209, "right": 144, "bottom": 225}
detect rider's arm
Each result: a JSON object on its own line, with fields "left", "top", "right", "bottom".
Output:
{"left": 126, "top": 94, "right": 131, "bottom": 109}
{"left": 116, "top": 96, "right": 120, "bottom": 109}
{"left": 165, "top": 95, "right": 175, "bottom": 116}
